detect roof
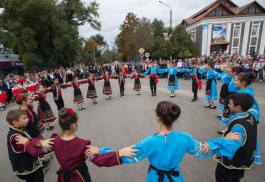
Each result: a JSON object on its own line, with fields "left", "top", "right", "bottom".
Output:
{"left": 182, "top": 0, "right": 265, "bottom": 26}
{"left": 0, "top": 54, "right": 20, "bottom": 62}
{"left": 211, "top": 39, "right": 231, "bottom": 45}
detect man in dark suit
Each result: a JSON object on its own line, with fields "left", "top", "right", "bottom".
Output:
{"left": 115, "top": 64, "right": 120, "bottom": 76}
{"left": 3, "top": 77, "right": 12, "bottom": 103}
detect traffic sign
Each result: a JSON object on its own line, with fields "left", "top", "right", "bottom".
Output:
{"left": 145, "top": 52, "right": 150, "bottom": 58}
{"left": 139, "top": 48, "right": 145, "bottom": 54}
{"left": 139, "top": 53, "right": 144, "bottom": 59}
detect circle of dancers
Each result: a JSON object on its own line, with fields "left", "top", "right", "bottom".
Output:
{"left": 2, "top": 59, "right": 263, "bottom": 182}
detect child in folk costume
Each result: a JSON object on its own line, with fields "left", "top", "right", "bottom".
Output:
{"left": 158, "top": 62, "right": 186, "bottom": 97}
{"left": 204, "top": 61, "right": 218, "bottom": 109}
{"left": 87, "top": 101, "right": 239, "bottom": 182}
{"left": 35, "top": 84, "right": 56, "bottom": 130}
{"left": 118, "top": 71, "right": 128, "bottom": 97}
{"left": 6, "top": 109, "right": 54, "bottom": 182}
{"left": 87, "top": 73, "right": 101, "bottom": 104}
{"left": 219, "top": 66, "right": 244, "bottom": 127}
{"left": 15, "top": 93, "right": 47, "bottom": 138}
{"left": 16, "top": 107, "right": 137, "bottom": 182}
{"left": 217, "top": 62, "right": 233, "bottom": 118}
{"left": 130, "top": 70, "right": 145, "bottom": 95}
{"left": 102, "top": 71, "right": 116, "bottom": 100}
{"left": 72, "top": 76, "right": 86, "bottom": 110}
{"left": 52, "top": 77, "right": 70, "bottom": 111}
{"left": 234, "top": 72, "right": 261, "bottom": 164}
{"left": 201, "top": 93, "right": 259, "bottom": 181}
{"left": 142, "top": 62, "right": 158, "bottom": 97}
{"left": 188, "top": 60, "right": 203, "bottom": 102}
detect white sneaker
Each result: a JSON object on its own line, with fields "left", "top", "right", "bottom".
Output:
{"left": 259, "top": 80, "right": 262, "bottom": 82}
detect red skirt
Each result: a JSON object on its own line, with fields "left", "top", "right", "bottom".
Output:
{"left": 0, "top": 92, "right": 8, "bottom": 104}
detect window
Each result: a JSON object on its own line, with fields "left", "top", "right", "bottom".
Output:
{"left": 249, "top": 6, "right": 255, "bottom": 14}
{"left": 234, "top": 25, "right": 240, "bottom": 38}
{"left": 216, "top": 8, "right": 222, "bottom": 16}
{"left": 255, "top": 8, "right": 261, "bottom": 13}
{"left": 190, "top": 29, "right": 196, "bottom": 42}
{"left": 251, "top": 22, "right": 260, "bottom": 37}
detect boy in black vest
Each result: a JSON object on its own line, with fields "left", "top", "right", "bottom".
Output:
{"left": 6, "top": 109, "right": 53, "bottom": 182}
{"left": 190, "top": 60, "right": 202, "bottom": 102}
{"left": 201, "top": 93, "right": 257, "bottom": 182}
{"left": 52, "top": 77, "right": 67, "bottom": 111}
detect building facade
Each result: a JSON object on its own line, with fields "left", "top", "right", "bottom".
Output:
{"left": 182, "top": 0, "right": 265, "bottom": 56}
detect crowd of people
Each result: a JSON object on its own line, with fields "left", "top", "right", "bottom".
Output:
{"left": 1, "top": 52, "right": 264, "bottom": 182}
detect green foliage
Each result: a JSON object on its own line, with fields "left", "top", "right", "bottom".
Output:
{"left": 117, "top": 13, "right": 153, "bottom": 62}
{"left": 0, "top": 0, "right": 100, "bottom": 70}
{"left": 151, "top": 18, "right": 165, "bottom": 38}
{"left": 169, "top": 25, "right": 198, "bottom": 58}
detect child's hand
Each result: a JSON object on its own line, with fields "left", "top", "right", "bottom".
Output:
{"left": 118, "top": 145, "right": 139, "bottom": 157}
{"left": 40, "top": 138, "right": 54, "bottom": 149}
{"left": 85, "top": 145, "right": 100, "bottom": 157}
{"left": 15, "top": 135, "right": 29, "bottom": 145}
{"left": 225, "top": 132, "right": 242, "bottom": 141}
{"left": 200, "top": 143, "right": 210, "bottom": 156}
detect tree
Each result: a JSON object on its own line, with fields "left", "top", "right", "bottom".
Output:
{"left": 0, "top": 0, "right": 100, "bottom": 70}
{"left": 151, "top": 18, "right": 166, "bottom": 37}
{"left": 169, "top": 25, "right": 198, "bottom": 58}
{"left": 57, "top": 0, "right": 101, "bottom": 30}
{"left": 118, "top": 13, "right": 153, "bottom": 62}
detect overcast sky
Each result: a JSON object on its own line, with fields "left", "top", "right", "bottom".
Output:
{"left": 79, "top": 0, "right": 265, "bottom": 46}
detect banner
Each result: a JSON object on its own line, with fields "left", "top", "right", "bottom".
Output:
{"left": 212, "top": 24, "right": 227, "bottom": 39}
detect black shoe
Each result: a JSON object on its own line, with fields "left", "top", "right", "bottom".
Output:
{"left": 217, "top": 130, "right": 224, "bottom": 135}
{"left": 46, "top": 126, "right": 54, "bottom": 130}
{"left": 216, "top": 115, "right": 222, "bottom": 119}
{"left": 191, "top": 98, "right": 197, "bottom": 102}
{"left": 210, "top": 106, "right": 217, "bottom": 109}
{"left": 204, "top": 105, "right": 211, "bottom": 108}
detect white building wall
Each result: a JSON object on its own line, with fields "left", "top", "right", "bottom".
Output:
{"left": 241, "top": 21, "right": 251, "bottom": 56}
{"left": 259, "top": 20, "right": 265, "bottom": 55}
{"left": 225, "top": 23, "right": 232, "bottom": 53}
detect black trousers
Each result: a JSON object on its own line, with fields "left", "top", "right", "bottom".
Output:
{"left": 120, "top": 83, "right": 125, "bottom": 96}
{"left": 215, "top": 163, "right": 244, "bottom": 182}
{"left": 192, "top": 79, "right": 198, "bottom": 99}
{"left": 150, "top": 77, "right": 156, "bottom": 95}
{"left": 54, "top": 96, "right": 64, "bottom": 111}
{"left": 17, "top": 169, "right": 44, "bottom": 182}
{"left": 6, "top": 89, "right": 12, "bottom": 103}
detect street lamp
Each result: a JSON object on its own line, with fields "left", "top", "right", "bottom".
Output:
{"left": 158, "top": 1, "right": 172, "bottom": 33}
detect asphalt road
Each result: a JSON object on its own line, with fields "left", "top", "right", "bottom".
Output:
{"left": 0, "top": 77, "right": 264, "bottom": 182}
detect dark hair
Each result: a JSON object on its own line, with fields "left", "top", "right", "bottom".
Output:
{"left": 231, "top": 66, "right": 244, "bottom": 75}
{"left": 230, "top": 93, "right": 254, "bottom": 112}
{"left": 6, "top": 109, "right": 27, "bottom": 125}
{"left": 237, "top": 72, "right": 255, "bottom": 86}
{"left": 59, "top": 107, "right": 78, "bottom": 130}
{"left": 36, "top": 84, "right": 42, "bottom": 91}
{"left": 155, "top": 101, "right": 181, "bottom": 129}
{"left": 14, "top": 93, "right": 29, "bottom": 105}
{"left": 206, "top": 61, "right": 213, "bottom": 68}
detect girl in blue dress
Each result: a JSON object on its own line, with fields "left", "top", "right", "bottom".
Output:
{"left": 158, "top": 62, "right": 185, "bottom": 97}
{"left": 86, "top": 101, "right": 239, "bottom": 182}
{"left": 204, "top": 61, "right": 218, "bottom": 109}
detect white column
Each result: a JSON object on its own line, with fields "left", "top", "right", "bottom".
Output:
{"left": 225, "top": 23, "right": 232, "bottom": 53}
{"left": 201, "top": 24, "right": 208, "bottom": 56}
{"left": 241, "top": 21, "right": 250, "bottom": 56}
{"left": 206, "top": 24, "right": 212, "bottom": 56}
{"left": 259, "top": 21, "right": 265, "bottom": 55}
